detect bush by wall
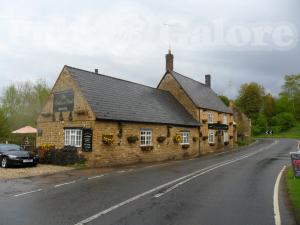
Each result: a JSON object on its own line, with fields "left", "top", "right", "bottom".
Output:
{"left": 38, "top": 145, "right": 86, "bottom": 165}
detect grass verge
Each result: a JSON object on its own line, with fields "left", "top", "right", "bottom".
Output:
{"left": 285, "top": 167, "right": 300, "bottom": 223}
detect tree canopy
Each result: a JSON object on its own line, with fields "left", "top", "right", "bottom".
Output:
{"left": 0, "top": 80, "right": 50, "bottom": 138}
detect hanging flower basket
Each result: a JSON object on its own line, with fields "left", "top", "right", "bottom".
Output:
{"left": 202, "top": 119, "right": 207, "bottom": 124}
{"left": 157, "top": 136, "right": 167, "bottom": 143}
{"left": 181, "top": 144, "right": 190, "bottom": 149}
{"left": 193, "top": 137, "right": 198, "bottom": 142}
{"left": 102, "top": 134, "right": 114, "bottom": 145}
{"left": 127, "top": 135, "right": 139, "bottom": 144}
{"left": 202, "top": 136, "right": 208, "bottom": 141}
{"left": 209, "top": 143, "right": 215, "bottom": 146}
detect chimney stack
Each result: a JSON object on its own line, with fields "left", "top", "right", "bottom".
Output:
{"left": 165, "top": 50, "right": 174, "bottom": 72}
{"left": 95, "top": 69, "right": 98, "bottom": 74}
{"left": 205, "top": 74, "right": 211, "bottom": 88}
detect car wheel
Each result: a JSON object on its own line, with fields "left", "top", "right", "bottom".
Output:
{"left": 32, "top": 163, "right": 37, "bottom": 167}
{"left": 1, "top": 157, "right": 8, "bottom": 168}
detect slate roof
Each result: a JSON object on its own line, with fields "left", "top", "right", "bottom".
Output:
{"left": 66, "top": 66, "right": 200, "bottom": 127}
{"left": 171, "top": 71, "right": 232, "bottom": 114}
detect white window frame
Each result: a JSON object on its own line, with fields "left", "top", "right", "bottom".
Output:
{"left": 208, "top": 130, "right": 215, "bottom": 144}
{"left": 224, "top": 131, "right": 229, "bottom": 143}
{"left": 180, "top": 131, "right": 189, "bottom": 145}
{"left": 64, "top": 129, "right": 82, "bottom": 147}
{"left": 208, "top": 112, "right": 214, "bottom": 124}
{"left": 223, "top": 114, "right": 228, "bottom": 125}
{"left": 140, "top": 129, "right": 152, "bottom": 146}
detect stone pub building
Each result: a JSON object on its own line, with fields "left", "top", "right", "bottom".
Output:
{"left": 37, "top": 51, "right": 236, "bottom": 166}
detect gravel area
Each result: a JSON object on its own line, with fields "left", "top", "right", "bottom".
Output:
{"left": 0, "top": 164, "right": 74, "bottom": 180}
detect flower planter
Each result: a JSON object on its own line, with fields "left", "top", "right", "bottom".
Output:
{"left": 157, "top": 136, "right": 166, "bottom": 143}
{"left": 181, "top": 144, "right": 190, "bottom": 149}
{"left": 127, "top": 135, "right": 138, "bottom": 144}
{"left": 140, "top": 146, "right": 154, "bottom": 151}
{"left": 102, "top": 134, "right": 114, "bottom": 145}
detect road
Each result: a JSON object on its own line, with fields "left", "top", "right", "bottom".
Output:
{"left": 0, "top": 139, "right": 297, "bottom": 225}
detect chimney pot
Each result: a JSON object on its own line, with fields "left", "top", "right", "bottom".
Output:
{"left": 205, "top": 74, "right": 211, "bottom": 88}
{"left": 95, "top": 69, "right": 98, "bottom": 74}
{"left": 165, "top": 50, "right": 174, "bottom": 72}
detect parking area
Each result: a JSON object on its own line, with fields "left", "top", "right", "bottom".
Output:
{"left": 0, "top": 164, "right": 74, "bottom": 180}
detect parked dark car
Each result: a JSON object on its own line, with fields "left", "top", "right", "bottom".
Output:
{"left": 0, "top": 144, "right": 39, "bottom": 168}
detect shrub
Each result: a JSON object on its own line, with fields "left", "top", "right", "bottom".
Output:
{"left": 38, "top": 146, "right": 86, "bottom": 165}
{"left": 127, "top": 135, "right": 139, "bottom": 144}
{"left": 272, "top": 112, "right": 296, "bottom": 131}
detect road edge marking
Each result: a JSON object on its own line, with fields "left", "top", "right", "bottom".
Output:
{"left": 13, "top": 188, "right": 43, "bottom": 197}
{"left": 54, "top": 180, "right": 76, "bottom": 188}
{"left": 274, "top": 165, "right": 286, "bottom": 225}
{"left": 88, "top": 175, "right": 104, "bottom": 180}
{"left": 74, "top": 140, "right": 278, "bottom": 225}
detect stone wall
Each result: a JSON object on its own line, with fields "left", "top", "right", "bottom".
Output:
{"left": 86, "top": 121, "right": 200, "bottom": 167}
{"left": 199, "top": 110, "right": 235, "bottom": 154}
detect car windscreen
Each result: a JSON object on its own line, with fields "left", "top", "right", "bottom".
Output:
{"left": 0, "top": 145, "right": 23, "bottom": 152}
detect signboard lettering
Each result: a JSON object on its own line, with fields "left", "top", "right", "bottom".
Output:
{"left": 208, "top": 123, "right": 229, "bottom": 130}
{"left": 53, "top": 90, "right": 74, "bottom": 112}
{"left": 82, "top": 129, "right": 93, "bottom": 152}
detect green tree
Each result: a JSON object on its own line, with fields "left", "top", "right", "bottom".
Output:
{"left": 262, "top": 94, "right": 276, "bottom": 126}
{"left": 0, "top": 107, "right": 9, "bottom": 138}
{"left": 281, "top": 74, "right": 300, "bottom": 119}
{"left": 272, "top": 112, "right": 296, "bottom": 131}
{"left": 252, "top": 113, "right": 268, "bottom": 135}
{"left": 219, "top": 95, "right": 230, "bottom": 106}
{"left": 236, "top": 82, "right": 265, "bottom": 120}
{"left": 1, "top": 80, "right": 50, "bottom": 130}
{"left": 275, "top": 93, "right": 293, "bottom": 114}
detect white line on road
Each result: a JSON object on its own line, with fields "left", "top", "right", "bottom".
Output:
{"left": 87, "top": 175, "right": 104, "bottom": 180}
{"left": 13, "top": 189, "right": 43, "bottom": 197}
{"left": 74, "top": 140, "right": 278, "bottom": 225}
{"left": 54, "top": 181, "right": 76, "bottom": 188}
{"left": 273, "top": 165, "right": 286, "bottom": 225}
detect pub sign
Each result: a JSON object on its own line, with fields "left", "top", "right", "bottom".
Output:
{"left": 208, "top": 123, "right": 229, "bottom": 130}
{"left": 53, "top": 90, "right": 74, "bottom": 112}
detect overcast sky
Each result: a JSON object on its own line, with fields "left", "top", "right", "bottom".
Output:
{"left": 0, "top": 0, "right": 299, "bottom": 98}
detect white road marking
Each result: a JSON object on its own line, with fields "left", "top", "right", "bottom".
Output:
{"left": 117, "top": 170, "right": 126, "bottom": 173}
{"left": 74, "top": 140, "right": 278, "bottom": 225}
{"left": 273, "top": 165, "right": 286, "bottom": 225}
{"left": 54, "top": 180, "right": 76, "bottom": 188}
{"left": 87, "top": 175, "right": 104, "bottom": 180}
{"left": 14, "top": 189, "right": 43, "bottom": 197}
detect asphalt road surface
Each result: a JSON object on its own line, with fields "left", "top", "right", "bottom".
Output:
{"left": 0, "top": 139, "right": 297, "bottom": 225}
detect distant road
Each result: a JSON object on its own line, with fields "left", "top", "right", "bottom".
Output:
{"left": 0, "top": 139, "right": 297, "bottom": 225}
